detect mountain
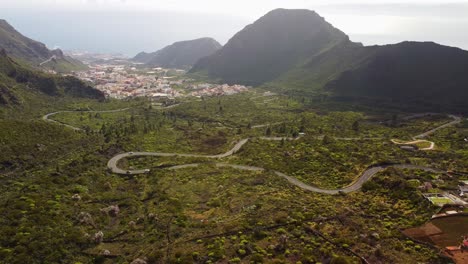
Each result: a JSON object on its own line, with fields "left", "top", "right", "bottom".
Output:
{"left": 273, "top": 40, "right": 468, "bottom": 110}
{"left": 190, "top": 9, "right": 468, "bottom": 111}
{"left": 325, "top": 42, "right": 468, "bottom": 105}
{"left": 133, "top": 37, "right": 222, "bottom": 69}
{"left": 0, "top": 19, "right": 87, "bottom": 73}
{"left": 0, "top": 49, "right": 103, "bottom": 106}
{"left": 190, "top": 9, "right": 349, "bottom": 85}
{"left": 133, "top": 51, "right": 153, "bottom": 64}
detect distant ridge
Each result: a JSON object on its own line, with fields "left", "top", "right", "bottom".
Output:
{"left": 0, "top": 19, "right": 87, "bottom": 72}
{"left": 133, "top": 37, "right": 222, "bottom": 69}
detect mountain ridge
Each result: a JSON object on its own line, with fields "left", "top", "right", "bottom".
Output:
{"left": 190, "top": 8, "right": 468, "bottom": 111}
{"left": 133, "top": 37, "right": 222, "bottom": 69}
{"left": 190, "top": 8, "right": 350, "bottom": 85}
{"left": 0, "top": 50, "right": 103, "bottom": 106}
{"left": 0, "top": 19, "right": 87, "bottom": 73}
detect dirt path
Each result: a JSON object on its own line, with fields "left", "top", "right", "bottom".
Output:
{"left": 391, "top": 114, "right": 461, "bottom": 150}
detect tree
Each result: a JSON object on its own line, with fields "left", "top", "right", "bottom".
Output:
{"left": 299, "top": 125, "right": 305, "bottom": 133}
{"left": 279, "top": 123, "right": 287, "bottom": 133}
{"left": 265, "top": 127, "right": 272, "bottom": 136}
{"left": 322, "top": 135, "right": 333, "bottom": 144}
{"left": 352, "top": 120, "right": 360, "bottom": 132}
{"left": 100, "top": 123, "right": 106, "bottom": 134}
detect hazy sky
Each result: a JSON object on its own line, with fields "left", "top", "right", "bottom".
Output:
{"left": 1, "top": 0, "right": 468, "bottom": 56}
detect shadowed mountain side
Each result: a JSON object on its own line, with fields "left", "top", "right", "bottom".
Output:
{"left": 190, "top": 9, "right": 349, "bottom": 85}
{"left": 325, "top": 42, "right": 468, "bottom": 107}
{"left": 190, "top": 8, "right": 468, "bottom": 111}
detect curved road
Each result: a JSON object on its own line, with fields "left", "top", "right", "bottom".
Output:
{"left": 107, "top": 137, "right": 445, "bottom": 195}
{"left": 391, "top": 114, "right": 461, "bottom": 150}
{"left": 42, "top": 104, "right": 182, "bottom": 131}
{"left": 43, "top": 108, "right": 131, "bottom": 131}
{"left": 107, "top": 113, "right": 461, "bottom": 194}
{"left": 43, "top": 108, "right": 459, "bottom": 195}
{"left": 413, "top": 115, "right": 461, "bottom": 139}
{"left": 391, "top": 139, "right": 435, "bottom": 151}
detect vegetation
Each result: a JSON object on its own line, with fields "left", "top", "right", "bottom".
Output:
{"left": 1, "top": 7, "right": 467, "bottom": 263}
{"left": 0, "top": 52, "right": 104, "bottom": 108}
{"left": 1, "top": 87, "right": 466, "bottom": 263}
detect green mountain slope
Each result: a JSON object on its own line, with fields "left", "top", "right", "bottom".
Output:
{"left": 133, "top": 37, "right": 222, "bottom": 69}
{"left": 272, "top": 41, "right": 468, "bottom": 111}
{"left": 326, "top": 42, "right": 468, "bottom": 104}
{"left": 190, "top": 9, "right": 349, "bottom": 85}
{"left": 0, "top": 19, "right": 87, "bottom": 73}
{"left": 0, "top": 49, "right": 103, "bottom": 106}
{"left": 271, "top": 41, "right": 371, "bottom": 95}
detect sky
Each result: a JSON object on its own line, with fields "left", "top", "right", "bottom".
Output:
{"left": 1, "top": 0, "right": 468, "bottom": 56}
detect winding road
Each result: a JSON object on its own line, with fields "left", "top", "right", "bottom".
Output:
{"left": 106, "top": 136, "right": 445, "bottom": 194}
{"left": 42, "top": 108, "right": 461, "bottom": 195}
{"left": 42, "top": 104, "right": 184, "bottom": 131}
{"left": 391, "top": 139, "right": 435, "bottom": 151}
{"left": 42, "top": 108, "right": 131, "bottom": 131}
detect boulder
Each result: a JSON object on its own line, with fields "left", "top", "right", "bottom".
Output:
{"left": 94, "top": 231, "right": 104, "bottom": 243}
{"left": 130, "top": 258, "right": 147, "bottom": 264}
{"left": 101, "top": 205, "right": 120, "bottom": 217}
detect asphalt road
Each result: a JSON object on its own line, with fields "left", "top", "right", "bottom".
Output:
{"left": 42, "top": 108, "right": 131, "bottom": 131}
{"left": 413, "top": 115, "right": 461, "bottom": 139}
{"left": 106, "top": 138, "right": 445, "bottom": 195}
{"left": 106, "top": 113, "right": 461, "bottom": 194}
{"left": 42, "top": 107, "right": 460, "bottom": 194}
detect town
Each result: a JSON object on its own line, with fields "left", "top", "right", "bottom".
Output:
{"left": 72, "top": 63, "right": 249, "bottom": 99}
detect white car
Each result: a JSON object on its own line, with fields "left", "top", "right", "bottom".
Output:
{"left": 144, "top": 169, "right": 151, "bottom": 173}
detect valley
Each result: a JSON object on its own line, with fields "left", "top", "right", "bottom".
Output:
{"left": 43, "top": 100, "right": 462, "bottom": 195}
{"left": 1, "top": 6, "right": 468, "bottom": 264}
{"left": 10, "top": 91, "right": 461, "bottom": 264}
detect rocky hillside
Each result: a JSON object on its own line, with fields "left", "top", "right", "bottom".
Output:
{"left": 0, "top": 19, "right": 87, "bottom": 72}
{"left": 0, "top": 49, "right": 103, "bottom": 106}
{"left": 133, "top": 37, "right": 222, "bottom": 69}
